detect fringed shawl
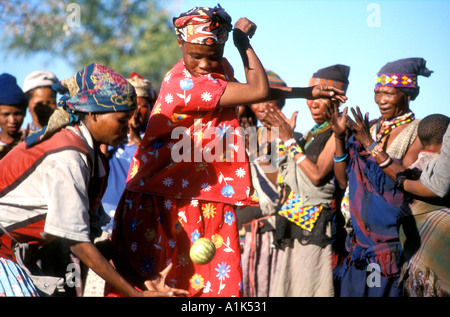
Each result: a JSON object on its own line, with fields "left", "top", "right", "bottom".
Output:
{"left": 346, "top": 138, "right": 403, "bottom": 276}
{"left": 344, "top": 118, "right": 420, "bottom": 276}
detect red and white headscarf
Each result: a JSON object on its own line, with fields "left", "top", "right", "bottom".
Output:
{"left": 173, "top": 5, "right": 232, "bottom": 45}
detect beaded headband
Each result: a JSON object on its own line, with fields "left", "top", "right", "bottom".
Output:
{"left": 375, "top": 73, "right": 417, "bottom": 88}
{"left": 309, "top": 77, "right": 348, "bottom": 92}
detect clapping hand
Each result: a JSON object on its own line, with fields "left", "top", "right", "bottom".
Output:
{"left": 346, "top": 106, "right": 373, "bottom": 148}
{"left": 324, "top": 102, "right": 374, "bottom": 149}
{"left": 324, "top": 100, "right": 348, "bottom": 138}
{"left": 259, "top": 103, "right": 297, "bottom": 142}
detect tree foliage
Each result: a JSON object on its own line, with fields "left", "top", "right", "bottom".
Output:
{"left": 0, "top": 0, "right": 182, "bottom": 89}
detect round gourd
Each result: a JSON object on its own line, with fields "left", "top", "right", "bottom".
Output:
{"left": 190, "top": 237, "right": 216, "bottom": 265}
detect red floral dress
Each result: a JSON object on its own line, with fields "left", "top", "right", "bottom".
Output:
{"left": 109, "top": 59, "right": 256, "bottom": 297}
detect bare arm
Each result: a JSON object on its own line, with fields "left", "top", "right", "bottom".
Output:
{"left": 299, "top": 136, "right": 335, "bottom": 186}
{"left": 218, "top": 19, "right": 347, "bottom": 108}
{"left": 70, "top": 241, "right": 142, "bottom": 297}
{"left": 69, "top": 241, "right": 189, "bottom": 297}
{"left": 324, "top": 101, "right": 349, "bottom": 189}
{"left": 260, "top": 104, "right": 335, "bottom": 186}
{"left": 270, "top": 85, "right": 347, "bottom": 104}
{"left": 218, "top": 19, "right": 269, "bottom": 107}
{"left": 402, "top": 179, "right": 439, "bottom": 198}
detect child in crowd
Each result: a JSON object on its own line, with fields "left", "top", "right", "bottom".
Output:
{"left": 23, "top": 70, "right": 59, "bottom": 133}
{"left": 396, "top": 113, "right": 450, "bottom": 297}
{"left": 0, "top": 73, "right": 28, "bottom": 159}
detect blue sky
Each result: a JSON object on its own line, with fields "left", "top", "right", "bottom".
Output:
{"left": 1, "top": 0, "right": 449, "bottom": 133}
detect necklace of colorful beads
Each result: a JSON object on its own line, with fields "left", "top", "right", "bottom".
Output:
{"left": 304, "top": 121, "right": 330, "bottom": 149}
{"left": 371, "top": 111, "right": 415, "bottom": 142}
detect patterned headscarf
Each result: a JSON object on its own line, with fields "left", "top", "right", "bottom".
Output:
{"left": 128, "top": 71, "right": 156, "bottom": 100}
{"left": 309, "top": 64, "right": 350, "bottom": 93}
{"left": 375, "top": 57, "right": 433, "bottom": 100}
{"left": 265, "top": 69, "right": 287, "bottom": 109}
{"left": 265, "top": 69, "right": 286, "bottom": 87}
{"left": 173, "top": 4, "right": 232, "bottom": 45}
{"left": 25, "top": 63, "right": 136, "bottom": 147}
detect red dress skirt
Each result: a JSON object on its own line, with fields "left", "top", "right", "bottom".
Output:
{"left": 109, "top": 191, "right": 242, "bottom": 297}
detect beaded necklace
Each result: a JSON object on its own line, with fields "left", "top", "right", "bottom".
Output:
{"left": 371, "top": 111, "right": 415, "bottom": 142}
{"left": 304, "top": 121, "right": 330, "bottom": 150}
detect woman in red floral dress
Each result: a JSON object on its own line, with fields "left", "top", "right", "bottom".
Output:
{"left": 108, "top": 5, "right": 346, "bottom": 297}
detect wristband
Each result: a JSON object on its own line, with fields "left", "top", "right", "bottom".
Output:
{"left": 333, "top": 153, "right": 348, "bottom": 163}
{"left": 291, "top": 87, "right": 314, "bottom": 100}
{"left": 379, "top": 156, "right": 393, "bottom": 168}
{"left": 233, "top": 29, "right": 250, "bottom": 47}
{"left": 283, "top": 138, "right": 297, "bottom": 148}
{"left": 296, "top": 154, "right": 307, "bottom": 165}
{"left": 287, "top": 143, "right": 303, "bottom": 159}
{"left": 394, "top": 174, "right": 406, "bottom": 192}
{"left": 367, "top": 142, "right": 383, "bottom": 157}
{"left": 366, "top": 141, "right": 378, "bottom": 151}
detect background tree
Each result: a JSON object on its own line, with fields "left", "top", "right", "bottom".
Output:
{"left": 0, "top": 0, "right": 182, "bottom": 89}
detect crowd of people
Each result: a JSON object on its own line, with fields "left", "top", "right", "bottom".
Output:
{"left": 0, "top": 5, "right": 448, "bottom": 298}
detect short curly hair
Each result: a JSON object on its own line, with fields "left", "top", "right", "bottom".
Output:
{"left": 418, "top": 113, "right": 450, "bottom": 147}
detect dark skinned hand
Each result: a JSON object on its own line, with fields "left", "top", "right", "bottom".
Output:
{"left": 323, "top": 100, "right": 348, "bottom": 138}
{"left": 239, "top": 115, "right": 258, "bottom": 159}
{"left": 311, "top": 84, "right": 348, "bottom": 104}
{"left": 233, "top": 18, "right": 257, "bottom": 47}
{"left": 258, "top": 103, "right": 297, "bottom": 142}
{"left": 129, "top": 108, "right": 142, "bottom": 132}
{"left": 234, "top": 17, "right": 257, "bottom": 38}
{"left": 346, "top": 106, "right": 373, "bottom": 149}
{"left": 142, "top": 263, "right": 190, "bottom": 297}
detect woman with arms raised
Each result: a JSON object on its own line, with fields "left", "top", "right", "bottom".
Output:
{"left": 109, "top": 5, "right": 345, "bottom": 297}
{"left": 327, "top": 57, "right": 432, "bottom": 297}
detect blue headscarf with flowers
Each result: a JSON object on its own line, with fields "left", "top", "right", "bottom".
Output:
{"left": 25, "top": 63, "right": 136, "bottom": 147}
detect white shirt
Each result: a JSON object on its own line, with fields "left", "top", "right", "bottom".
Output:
{"left": 0, "top": 123, "right": 108, "bottom": 242}
{"left": 421, "top": 125, "right": 450, "bottom": 198}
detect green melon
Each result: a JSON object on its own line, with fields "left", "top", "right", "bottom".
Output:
{"left": 190, "top": 237, "right": 216, "bottom": 265}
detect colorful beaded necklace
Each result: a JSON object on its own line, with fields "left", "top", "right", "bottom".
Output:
{"left": 304, "top": 121, "right": 330, "bottom": 149}
{"left": 371, "top": 111, "right": 415, "bottom": 142}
